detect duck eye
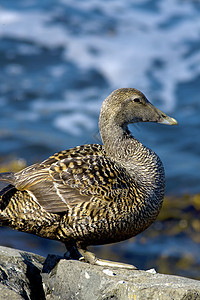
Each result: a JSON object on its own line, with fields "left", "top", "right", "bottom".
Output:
{"left": 133, "top": 98, "right": 141, "bottom": 103}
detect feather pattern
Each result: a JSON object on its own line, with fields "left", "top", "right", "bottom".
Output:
{"left": 0, "top": 88, "right": 177, "bottom": 254}
{"left": 11, "top": 145, "right": 131, "bottom": 212}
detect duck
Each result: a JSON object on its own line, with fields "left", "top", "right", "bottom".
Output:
{"left": 0, "top": 88, "right": 177, "bottom": 269}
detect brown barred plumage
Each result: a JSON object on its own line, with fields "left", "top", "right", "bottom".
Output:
{"left": 0, "top": 88, "right": 177, "bottom": 268}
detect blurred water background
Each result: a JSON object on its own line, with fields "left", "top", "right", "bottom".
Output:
{"left": 0, "top": 0, "right": 200, "bottom": 279}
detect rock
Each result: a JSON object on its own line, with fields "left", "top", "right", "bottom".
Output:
{"left": 42, "top": 259, "right": 200, "bottom": 300}
{"left": 0, "top": 245, "right": 200, "bottom": 300}
{"left": 0, "top": 246, "right": 45, "bottom": 300}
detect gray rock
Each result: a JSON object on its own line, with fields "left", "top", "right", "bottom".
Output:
{"left": 0, "top": 246, "right": 45, "bottom": 300}
{"left": 42, "top": 259, "right": 200, "bottom": 300}
{"left": 0, "top": 245, "right": 200, "bottom": 300}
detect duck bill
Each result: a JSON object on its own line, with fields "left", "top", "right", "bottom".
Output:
{"left": 158, "top": 115, "right": 178, "bottom": 125}
{"left": 156, "top": 108, "right": 178, "bottom": 125}
{"left": 148, "top": 103, "right": 178, "bottom": 125}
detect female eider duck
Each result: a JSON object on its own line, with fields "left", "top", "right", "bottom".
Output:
{"left": 0, "top": 88, "right": 177, "bottom": 269}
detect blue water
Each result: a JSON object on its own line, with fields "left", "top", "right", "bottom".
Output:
{"left": 0, "top": 0, "right": 200, "bottom": 277}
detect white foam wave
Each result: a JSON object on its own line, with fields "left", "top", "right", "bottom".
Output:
{"left": 54, "top": 112, "right": 95, "bottom": 136}
{"left": 1, "top": 0, "right": 200, "bottom": 116}
{"left": 32, "top": 87, "right": 101, "bottom": 115}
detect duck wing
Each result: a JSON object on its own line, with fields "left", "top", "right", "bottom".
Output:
{"left": 9, "top": 144, "right": 130, "bottom": 213}
{"left": 42, "top": 144, "right": 104, "bottom": 166}
{"left": 12, "top": 148, "right": 130, "bottom": 213}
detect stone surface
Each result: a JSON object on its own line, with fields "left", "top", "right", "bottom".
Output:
{"left": 0, "top": 246, "right": 45, "bottom": 300}
{"left": 42, "top": 259, "right": 200, "bottom": 300}
{"left": 0, "top": 245, "right": 200, "bottom": 300}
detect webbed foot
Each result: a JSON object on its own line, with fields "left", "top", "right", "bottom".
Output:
{"left": 78, "top": 248, "right": 138, "bottom": 270}
{"left": 65, "top": 244, "right": 137, "bottom": 270}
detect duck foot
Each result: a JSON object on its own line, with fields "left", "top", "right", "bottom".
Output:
{"left": 78, "top": 248, "right": 138, "bottom": 270}
{"left": 65, "top": 244, "right": 137, "bottom": 270}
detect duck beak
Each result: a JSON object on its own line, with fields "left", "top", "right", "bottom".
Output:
{"left": 147, "top": 102, "right": 178, "bottom": 125}
{"left": 158, "top": 115, "right": 178, "bottom": 125}
{"left": 156, "top": 108, "right": 178, "bottom": 125}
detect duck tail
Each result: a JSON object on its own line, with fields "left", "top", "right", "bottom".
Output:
{"left": 0, "top": 172, "right": 15, "bottom": 185}
{"left": 0, "top": 173, "right": 15, "bottom": 219}
{"left": 0, "top": 184, "right": 16, "bottom": 225}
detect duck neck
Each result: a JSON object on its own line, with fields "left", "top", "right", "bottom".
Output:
{"left": 99, "top": 116, "right": 165, "bottom": 195}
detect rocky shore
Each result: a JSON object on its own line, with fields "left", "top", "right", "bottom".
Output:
{"left": 0, "top": 246, "right": 200, "bottom": 300}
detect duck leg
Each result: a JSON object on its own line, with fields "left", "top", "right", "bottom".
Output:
{"left": 64, "top": 243, "right": 83, "bottom": 260}
{"left": 65, "top": 242, "right": 137, "bottom": 270}
{"left": 78, "top": 247, "right": 138, "bottom": 270}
